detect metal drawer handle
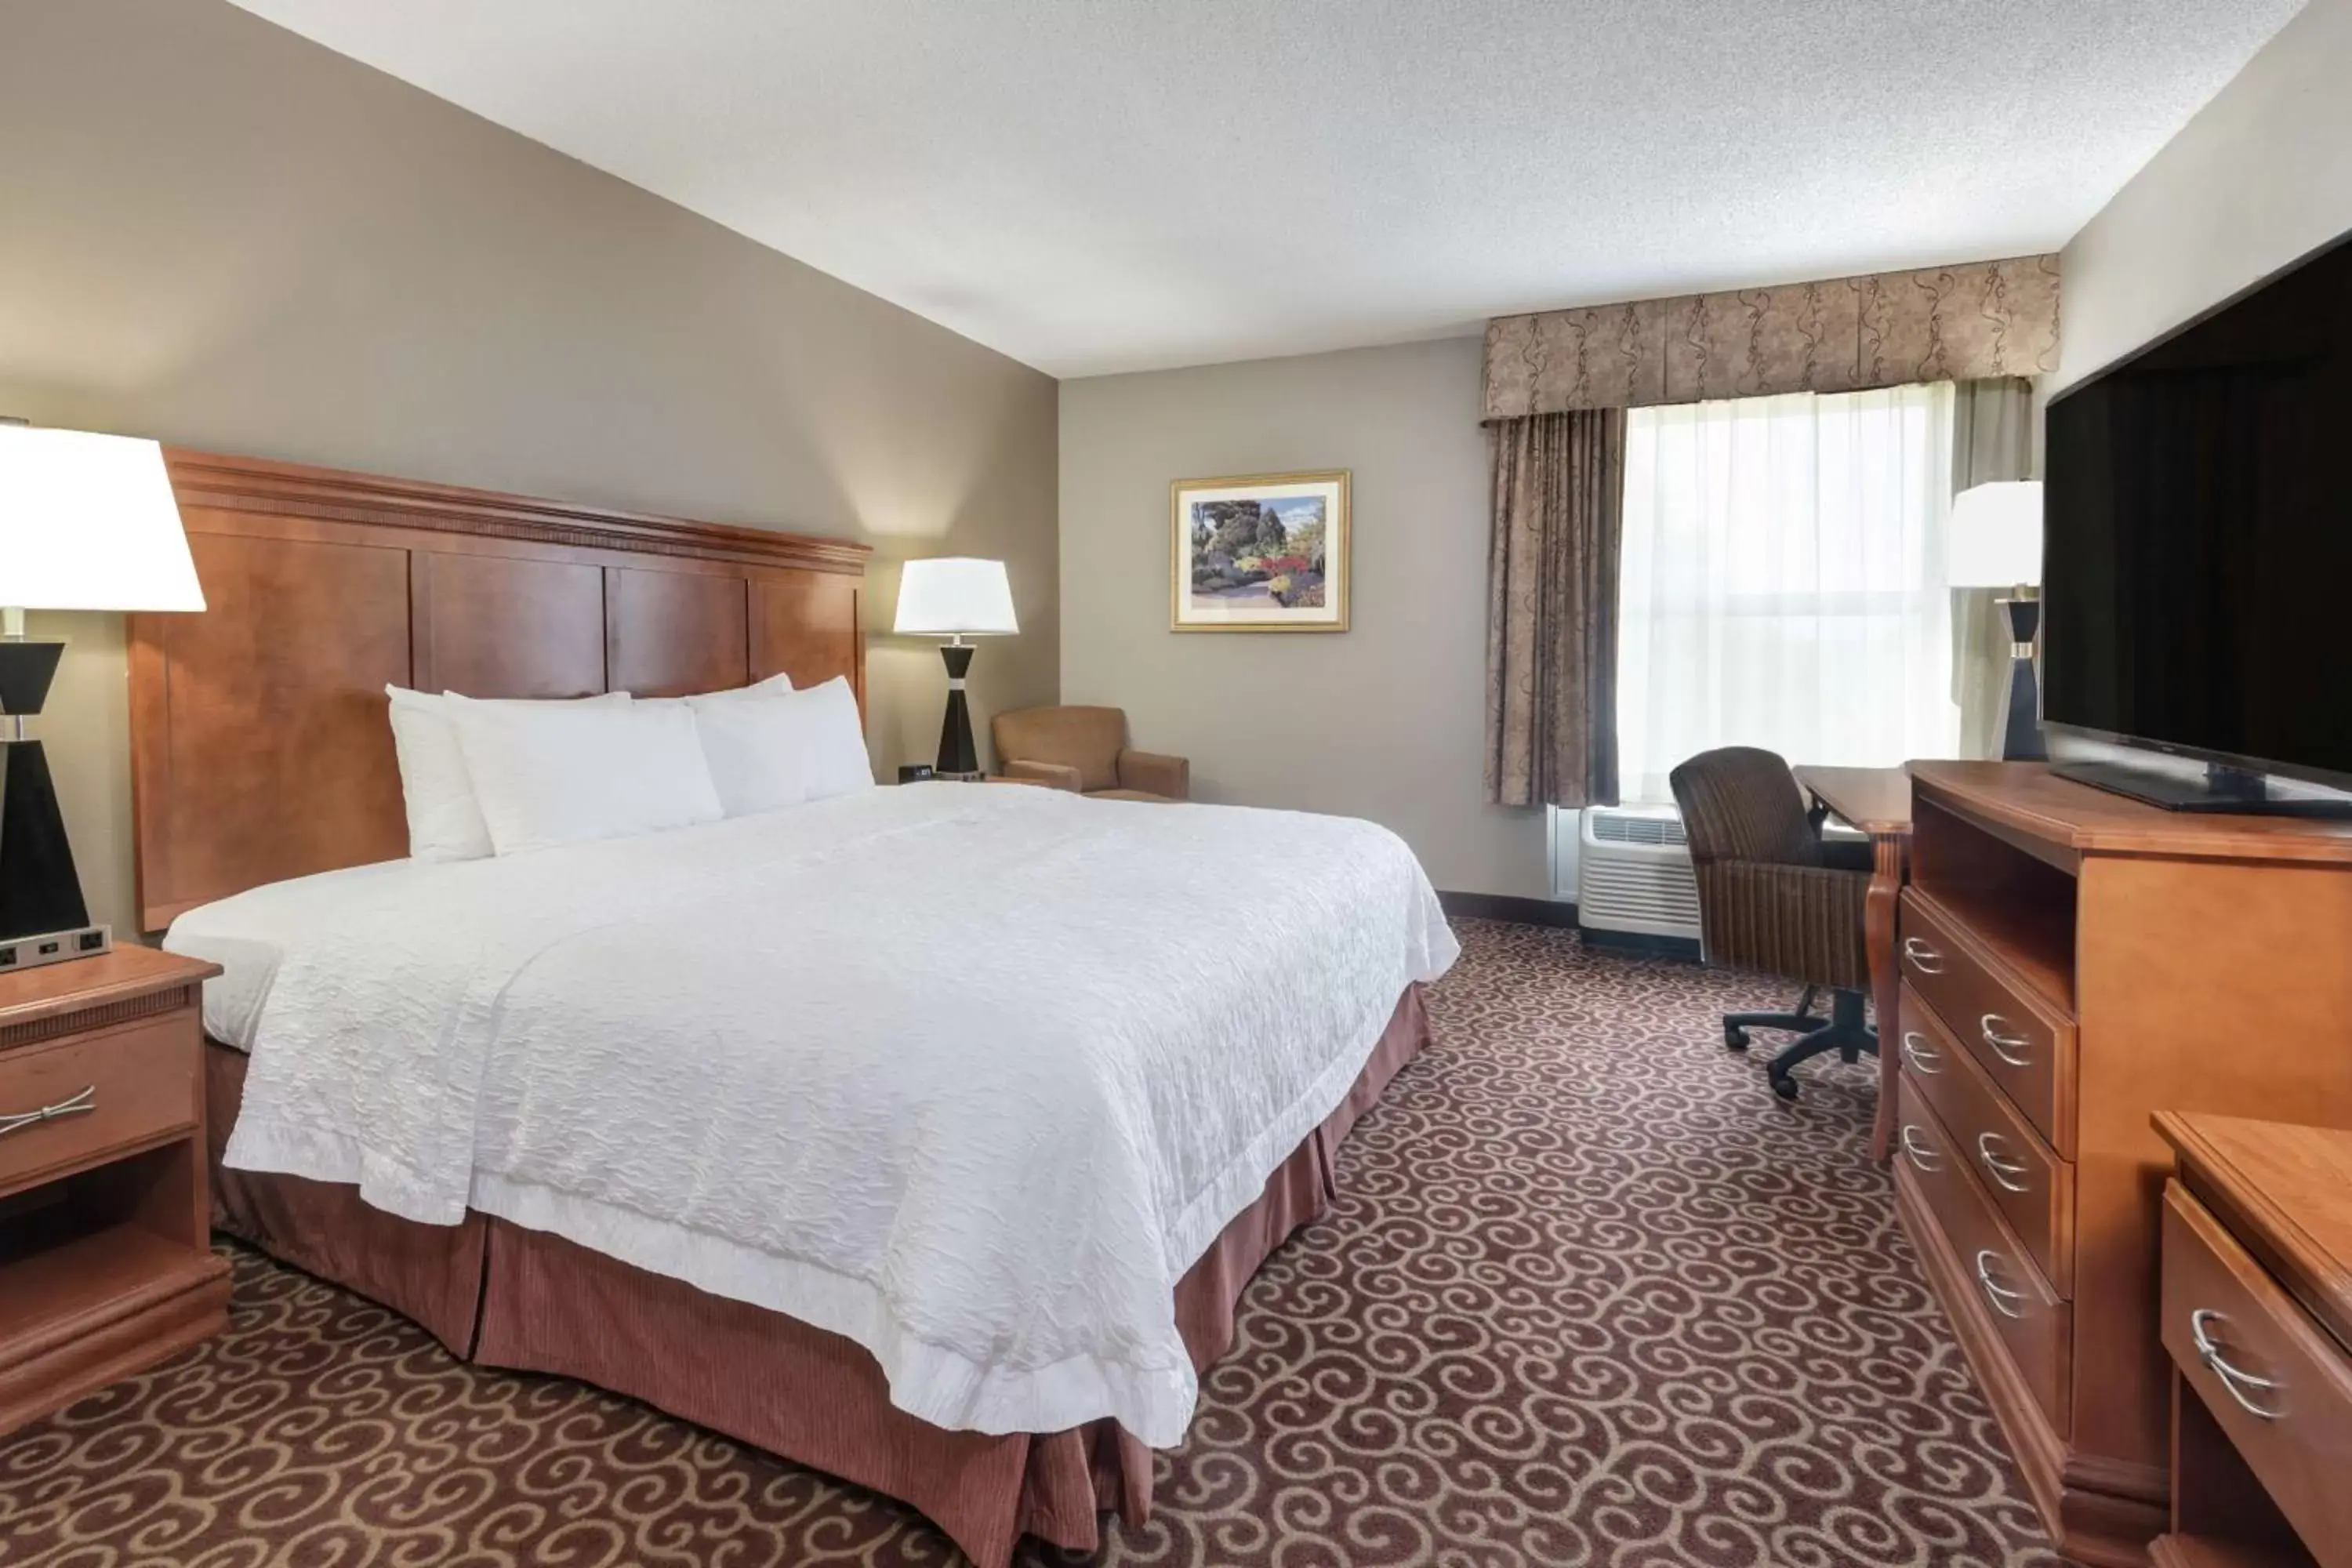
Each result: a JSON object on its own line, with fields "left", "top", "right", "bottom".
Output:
{"left": 2189, "top": 1308, "right": 2282, "bottom": 1421}
{"left": 1900, "top": 1032, "right": 1942, "bottom": 1074}
{"left": 1899, "top": 1125, "right": 1941, "bottom": 1173}
{"left": 1974, "top": 1250, "right": 2028, "bottom": 1319}
{"left": 1975, "top": 1132, "right": 2033, "bottom": 1194}
{"left": 1901, "top": 937, "right": 1944, "bottom": 973}
{"left": 1980, "top": 1014, "right": 2034, "bottom": 1068}
{"left": 0, "top": 1083, "right": 96, "bottom": 1140}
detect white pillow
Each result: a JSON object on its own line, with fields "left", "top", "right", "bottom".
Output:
{"left": 385, "top": 687, "right": 629, "bottom": 862}
{"left": 688, "top": 676, "right": 873, "bottom": 815}
{"left": 687, "top": 693, "right": 811, "bottom": 816}
{"left": 634, "top": 670, "right": 794, "bottom": 710}
{"left": 783, "top": 677, "right": 877, "bottom": 801}
{"left": 445, "top": 694, "right": 724, "bottom": 855}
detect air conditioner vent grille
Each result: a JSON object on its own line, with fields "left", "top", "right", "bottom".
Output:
{"left": 1581, "top": 860, "right": 1701, "bottom": 924}
{"left": 1589, "top": 813, "right": 1687, "bottom": 847}
{"left": 1577, "top": 807, "right": 1701, "bottom": 942}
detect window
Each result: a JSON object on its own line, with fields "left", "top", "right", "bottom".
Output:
{"left": 1615, "top": 383, "right": 1961, "bottom": 803}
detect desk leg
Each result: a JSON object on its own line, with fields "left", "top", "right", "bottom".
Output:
{"left": 1865, "top": 833, "right": 1907, "bottom": 1164}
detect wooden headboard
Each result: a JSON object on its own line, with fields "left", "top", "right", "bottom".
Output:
{"left": 127, "top": 450, "right": 870, "bottom": 932}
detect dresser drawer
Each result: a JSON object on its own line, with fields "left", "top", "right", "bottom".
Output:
{"left": 0, "top": 1015, "right": 200, "bottom": 1196}
{"left": 1897, "top": 891, "right": 2076, "bottom": 1155}
{"left": 1895, "top": 1076, "right": 2071, "bottom": 1432}
{"left": 1896, "top": 985, "right": 2074, "bottom": 1296}
{"left": 2161, "top": 1182, "right": 2352, "bottom": 1568}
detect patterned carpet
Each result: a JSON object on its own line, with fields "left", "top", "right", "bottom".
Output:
{"left": 0, "top": 920, "right": 2056, "bottom": 1567}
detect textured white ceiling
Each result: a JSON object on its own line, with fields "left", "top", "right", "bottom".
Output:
{"left": 227, "top": 0, "right": 2303, "bottom": 378}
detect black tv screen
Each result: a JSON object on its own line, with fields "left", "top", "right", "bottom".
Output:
{"left": 2043, "top": 230, "right": 2352, "bottom": 787}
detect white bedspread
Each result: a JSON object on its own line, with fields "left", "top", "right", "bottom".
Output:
{"left": 189, "top": 783, "right": 1456, "bottom": 1445}
{"left": 169, "top": 858, "right": 420, "bottom": 1051}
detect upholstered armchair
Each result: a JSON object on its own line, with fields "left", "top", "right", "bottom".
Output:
{"left": 990, "top": 706, "right": 1189, "bottom": 802}
{"left": 1668, "top": 746, "right": 1875, "bottom": 1099}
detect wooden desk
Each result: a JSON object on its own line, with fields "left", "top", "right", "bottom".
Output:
{"left": 1793, "top": 764, "right": 1913, "bottom": 1163}
{"left": 2153, "top": 1112, "right": 2352, "bottom": 1568}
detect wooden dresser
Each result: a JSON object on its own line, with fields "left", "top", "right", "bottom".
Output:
{"left": 2152, "top": 1113, "right": 2352, "bottom": 1568}
{"left": 0, "top": 946, "right": 228, "bottom": 1434}
{"left": 1889, "top": 763, "right": 2352, "bottom": 1566}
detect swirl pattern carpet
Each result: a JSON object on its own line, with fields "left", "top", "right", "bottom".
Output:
{"left": 0, "top": 920, "right": 2056, "bottom": 1566}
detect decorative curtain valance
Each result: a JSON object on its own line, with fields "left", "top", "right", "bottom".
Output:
{"left": 1482, "top": 254, "right": 2060, "bottom": 419}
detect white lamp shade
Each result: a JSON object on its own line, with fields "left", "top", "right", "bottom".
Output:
{"left": 894, "top": 557, "right": 1017, "bottom": 636}
{"left": 1947, "top": 480, "right": 2044, "bottom": 589}
{"left": 0, "top": 427, "right": 205, "bottom": 612}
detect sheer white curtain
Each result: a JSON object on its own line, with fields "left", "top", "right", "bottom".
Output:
{"left": 1616, "top": 383, "right": 1960, "bottom": 803}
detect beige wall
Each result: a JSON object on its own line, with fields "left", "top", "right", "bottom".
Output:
{"left": 1, "top": 0, "right": 1058, "bottom": 936}
{"left": 2057, "top": 0, "right": 2352, "bottom": 390}
{"left": 1059, "top": 336, "right": 1548, "bottom": 898}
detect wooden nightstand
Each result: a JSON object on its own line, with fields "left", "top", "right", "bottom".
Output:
{"left": 2154, "top": 1112, "right": 2352, "bottom": 1568}
{"left": 0, "top": 946, "right": 229, "bottom": 1435}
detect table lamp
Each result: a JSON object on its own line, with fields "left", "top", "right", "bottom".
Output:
{"left": 1948, "top": 480, "right": 2045, "bottom": 762}
{"left": 894, "top": 557, "right": 1016, "bottom": 779}
{"left": 0, "top": 426, "right": 205, "bottom": 969}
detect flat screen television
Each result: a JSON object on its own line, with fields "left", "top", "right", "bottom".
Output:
{"left": 2042, "top": 227, "right": 2352, "bottom": 812}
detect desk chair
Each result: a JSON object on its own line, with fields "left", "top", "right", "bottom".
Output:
{"left": 1668, "top": 746, "right": 1876, "bottom": 1100}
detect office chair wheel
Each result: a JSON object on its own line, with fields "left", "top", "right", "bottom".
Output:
{"left": 1724, "top": 1022, "right": 1751, "bottom": 1051}
{"left": 1769, "top": 1070, "right": 1799, "bottom": 1101}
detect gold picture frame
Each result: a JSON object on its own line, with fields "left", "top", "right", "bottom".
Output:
{"left": 1169, "top": 470, "right": 1350, "bottom": 632}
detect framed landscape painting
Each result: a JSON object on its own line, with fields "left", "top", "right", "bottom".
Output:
{"left": 1170, "top": 470, "right": 1350, "bottom": 631}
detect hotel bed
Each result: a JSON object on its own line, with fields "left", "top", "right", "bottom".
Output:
{"left": 131, "top": 450, "right": 1455, "bottom": 1566}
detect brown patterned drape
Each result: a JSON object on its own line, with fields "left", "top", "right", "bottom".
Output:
{"left": 1483, "top": 255, "right": 2060, "bottom": 419}
{"left": 1484, "top": 409, "right": 1625, "bottom": 808}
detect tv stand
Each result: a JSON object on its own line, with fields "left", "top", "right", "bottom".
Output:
{"left": 2050, "top": 758, "right": 2352, "bottom": 818}
{"left": 1892, "top": 762, "right": 2352, "bottom": 1565}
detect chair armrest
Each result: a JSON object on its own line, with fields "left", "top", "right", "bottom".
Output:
{"left": 1001, "top": 758, "right": 1083, "bottom": 793}
{"left": 1116, "top": 749, "right": 1189, "bottom": 800}
{"left": 1694, "top": 860, "right": 1872, "bottom": 990}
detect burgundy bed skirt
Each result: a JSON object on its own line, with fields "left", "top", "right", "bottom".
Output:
{"left": 206, "top": 985, "right": 1430, "bottom": 1568}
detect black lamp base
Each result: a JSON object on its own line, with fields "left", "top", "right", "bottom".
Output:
{"left": 1998, "top": 597, "right": 2045, "bottom": 763}
{"left": 0, "top": 737, "right": 108, "bottom": 972}
{"left": 934, "top": 643, "right": 981, "bottom": 779}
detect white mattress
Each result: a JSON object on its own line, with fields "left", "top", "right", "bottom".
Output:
{"left": 169, "top": 782, "right": 1457, "bottom": 1446}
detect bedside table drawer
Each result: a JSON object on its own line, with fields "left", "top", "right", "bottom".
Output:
{"left": 0, "top": 1016, "right": 199, "bottom": 1195}
{"left": 2162, "top": 1180, "right": 2352, "bottom": 1567}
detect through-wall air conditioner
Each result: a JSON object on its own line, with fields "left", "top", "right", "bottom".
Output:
{"left": 1575, "top": 806, "right": 1701, "bottom": 945}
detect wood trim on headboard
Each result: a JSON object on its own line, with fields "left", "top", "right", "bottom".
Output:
{"left": 160, "top": 449, "right": 872, "bottom": 574}
{"left": 128, "top": 448, "right": 871, "bottom": 933}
